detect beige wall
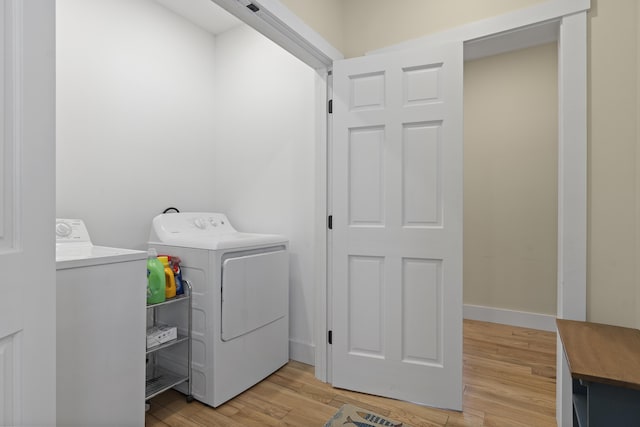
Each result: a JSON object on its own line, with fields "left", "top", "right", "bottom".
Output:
{"left": 280, "top": 0, "right": 548, "bottom": 58}
{"left": 281, "top": 0, "right": 640, "bottom": 328}
{"left": 464, "top": 43, "right": 558, "bottom": 315}
{"left": 279, "top": 0, "right": 344, "bottom": 53}
{"left": 341, "top": 0, "right": 548, "bottom": 57}
{"left": 588, "top": 0, "right": 638, "bottom": 327}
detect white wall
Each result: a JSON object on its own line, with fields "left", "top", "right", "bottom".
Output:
{"left": 213, "top": 25, "right": 317, "bottom": 362}
{"left": 57, "top": 0, "right": 219, "bottom": 249}
{"left": 57, "top": 1, "right": 318, "bottom": 361}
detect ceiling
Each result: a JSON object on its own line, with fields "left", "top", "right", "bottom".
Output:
{"left": 154, "top": 0, "right": 242, "bottom": 35}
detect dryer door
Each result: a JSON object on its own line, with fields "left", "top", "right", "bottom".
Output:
{"left": 221, "top": 249, "right": 288, "bottom": 341}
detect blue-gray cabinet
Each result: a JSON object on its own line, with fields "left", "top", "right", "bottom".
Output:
{"left": 557, "top": 319, "right": 640, "bottom": 427}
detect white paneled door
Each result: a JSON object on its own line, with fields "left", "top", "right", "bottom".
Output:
{"left": 0, "top": 1, "right": 56, "bottom": 425}
{"left": 331, "top": 42, "right": 463, "bottom": 410}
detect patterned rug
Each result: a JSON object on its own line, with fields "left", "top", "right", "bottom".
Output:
{"left": 324, "top": 404, "right": 407, "bottom": 427}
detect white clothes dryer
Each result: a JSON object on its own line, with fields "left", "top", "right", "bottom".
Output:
{"left": 148, "top": 212, "right": 289, "bottom": 407}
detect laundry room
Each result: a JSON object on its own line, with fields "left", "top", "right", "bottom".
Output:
{"left": 11, "top": 0, "right": 630, "bottom": 425}
{"left": 56, "top": 0, "right": 319, "bottom": 366}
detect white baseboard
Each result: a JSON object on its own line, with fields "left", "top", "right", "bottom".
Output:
{"left": 463, "top": 304, "right": 556, "bottom": 332}
{"left": 289, "top": 339, "right": 315, "bottom": 365}
{"left": 289, "top": 307, "right": 553, "bottom": 367}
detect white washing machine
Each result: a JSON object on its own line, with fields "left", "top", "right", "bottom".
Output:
{"left": 55, "top": 219, "right": 146, "bottom": 427}
{"left": 148, "top": 212, "right": 289, "bottom": 407}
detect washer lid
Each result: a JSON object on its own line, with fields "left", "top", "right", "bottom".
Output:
{"left": 56, "top": 245, "right": 146, "bottom": 270}
{"left": 56, "top": 219, "right": 145, "bottom": 269}
{"left": 148, "top": 212, "right": 288, "bottom": 250}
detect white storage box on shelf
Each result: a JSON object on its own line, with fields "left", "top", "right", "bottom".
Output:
{"left": 148, "top": 212, "right": 289, "bottom": 407}
{"left": 147, "top": 324, "right": 178, "bottom": 348}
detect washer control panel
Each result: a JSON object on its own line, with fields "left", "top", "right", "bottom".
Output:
{"left": 56, "top": 219, "right": 91, "bottom": 243}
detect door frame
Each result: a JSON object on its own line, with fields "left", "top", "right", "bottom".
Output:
{"left": 212, "top": 1, "right": 588, "bottom": 425}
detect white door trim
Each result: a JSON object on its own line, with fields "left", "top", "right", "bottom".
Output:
{"left": 210, "top": 0, "right": 343, "bottom": 69}
{"left": 555, "top": 12, "right": 588, "bottom": 427}
{"left": 312, "top": 67, "right": 330, "bottom": 377}
{"left": 367, "top": 0, "right": 590, "bottom": 57}
{"left": 207, "top": 2, "right": 587, "bottom": 424}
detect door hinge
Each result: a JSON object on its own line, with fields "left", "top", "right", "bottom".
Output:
{"left": 246, "top": 3, "right": 259, "bottom": 12}
{"left": 328, "top": 330, "right": 333, "bottom": 344}
{"left": 328, "top": 99, "right": 333, "bottom": 114}
{"left": 327, "top": 215, "right": 333, "bottom": 230}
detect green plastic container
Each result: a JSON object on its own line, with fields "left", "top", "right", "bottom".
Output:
{"left": 146, "top": 248, "right": 166, "bottom": 304}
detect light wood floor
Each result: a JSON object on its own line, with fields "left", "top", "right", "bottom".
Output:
{"left": 146, "top": 320, "right": 557, "bottom": 426}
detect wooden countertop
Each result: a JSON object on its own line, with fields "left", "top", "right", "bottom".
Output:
{"left": 556, "top": 319, "right": 640, "bottom": 390}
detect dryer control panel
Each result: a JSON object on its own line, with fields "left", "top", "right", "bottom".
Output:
{"left": 148, "top": 212, "right": 287, "bottom": 251}
{"left": 192, "top": 215, "right": 231, "bottom": 231}
{"left": 152, "top": 212, "right": 236, "bottom": 235}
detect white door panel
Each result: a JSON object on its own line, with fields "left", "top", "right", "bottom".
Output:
{"left": 0, "top": 1, "right": 56, "bottom": 425}
{"left": 331, "top": 41, "right": 463, "bottom": 410}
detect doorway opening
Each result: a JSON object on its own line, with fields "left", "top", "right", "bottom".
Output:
{"left": 462, "top": 41, "right": 560, "bottom": 422}
{"left": 463, "top": 42, "right": 559, "bottom": 328}
{"left": 316, "top": 7, "right": 585, "bottom": 424}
